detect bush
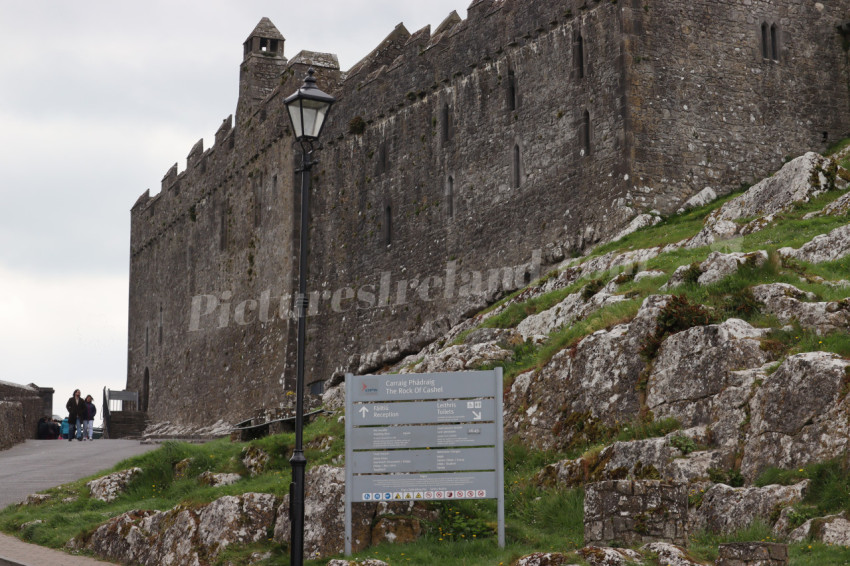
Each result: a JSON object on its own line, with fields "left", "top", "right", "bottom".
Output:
{"left": 640, "top": 295, "right": 719, "bottom": 361}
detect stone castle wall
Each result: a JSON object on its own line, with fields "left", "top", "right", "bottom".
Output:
{"left": 127, "top": 0, "right": 850, "bottom": 427}
{"left": 625, "top": 0, "right": 850, "bottom": 211}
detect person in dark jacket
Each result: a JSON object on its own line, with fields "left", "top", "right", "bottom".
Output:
{"left": 66, "top": 389, "right": 85, "bottom": 441}
{"left": 82, "top": 395, "right": 97, "bottom": 440}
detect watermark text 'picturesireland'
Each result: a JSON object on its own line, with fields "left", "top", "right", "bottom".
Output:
{"left": 188, "top": 250, "right": 542, "bottom": 332}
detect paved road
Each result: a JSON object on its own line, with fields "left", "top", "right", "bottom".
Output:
{"left": 0, "top": 439, "right": 159, "bottom": 565}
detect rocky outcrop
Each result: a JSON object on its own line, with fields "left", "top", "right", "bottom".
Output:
{"left": 612, "top": 212, "right": 662, "bottom": 242}
{"left": 752, "top": 283, "right": 850, "bottom": 334}
{"left": 689, "top": 481, "right": 808, "bottom": 535}
{"left": 537, "top": 427, "right": 729, "bottom": 487}
{"left": 778, "top": 223, "right": 850, "bottom": 264}
{"left": 505, "top": 295, "right": 670, "bottom": 451}
{"left": 741, "top": 352, "right": 850, "bottom": 480}
{"left": 677, "top": 187, "right": 718, "bottom": 214}
{"left": 688, "top": 152, "right": 839, "bottom": 248}
{"left": 403, "top": 340, "right": 514, "bottom": 373}
{"left": 812, "top": 190, "right": 850, "bottom": 217}
{"left": 87, "top": 468, "right": 143, "bottom": 503}
{"left": 23, "top": 493, "right": 51, "bottom": 506}
{"left": 511, "top": 552, "right": 578, "bottom": 566}
{"left": 516, "top": 288, "right": 627, "bottom": 343}
{"left": 663, "top": 251, "right": 768, "bottom": 289}
{"left": 577, "top": 546, "right": 643, "bottom": 566}
{"left": 788, "top": 514, "right": 850, "bottom": 545}
{"left": 76, "top": 493, "right": 278, "bottom": 565}
{"left": 272, "top": 465, "right": 436, "bottom": 560}
{"left": 198, "top": 472, "right": 241, "bottom": 487}
{"left": 642, "top": 542, "right": 708, "bottom": 566}
{"left": 646, "top": 319, "right": 772, "bottom": 445}
{"left": 241, "top": 445, "right": 270, "bottom": 476}
{"left": 327, "top": 561, "right": 389, "bottom": 566}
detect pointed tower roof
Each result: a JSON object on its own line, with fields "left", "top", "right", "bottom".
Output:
{"left": 246, "top": 17, "right": 285, "bottom": 42}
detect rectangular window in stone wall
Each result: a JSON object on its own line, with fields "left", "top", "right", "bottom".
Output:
{"left": 442, "top": 104, "right": 453, "bottom": 143}
{"left": 575, "top": 33, "right": 585, "bottom": 79}
{"left": 507, "top": 69, "right": 517, "bottom": 111}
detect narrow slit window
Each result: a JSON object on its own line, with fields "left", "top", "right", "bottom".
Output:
{"left": 442, "top": 104, "right": 452, "bottom": 143}
{"left": 507, "top": 69, "right": 517, "bottom": 111}
{"left": 770, "top": 24, "right": 779, "bottom": 60}
{"left": 384, "top": 206, "right": 392, "bottom": 246}
{"left": 761, "top": 22, "right": 769, "bottom": 59}
{"left": 576, "top": 34, "right": 585, "bottom": 79}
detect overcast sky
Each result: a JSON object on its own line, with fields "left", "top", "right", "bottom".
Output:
{"left": 0, "top": 0, "right": 465, "bottom": 419}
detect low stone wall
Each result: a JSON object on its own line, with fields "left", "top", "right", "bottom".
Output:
{"left": 0, "top": 380, "right": 51, "bottom": 449}
{"left": 716, "top": 542, "right": 788, "bottom": 565}
{"left": 584, "top": 480, "right": 688, "bottom": 547}
{"left": 0, "top": 401, "right": 25, "bottom": 450}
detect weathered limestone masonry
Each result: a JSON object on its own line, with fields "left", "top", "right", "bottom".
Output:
{"left": 584, "top": 480, "right": 689, "bottom": 547}
{"left": 716, "top": 542, "right": 789, "bottom": 566}
{"left": 0, "top": 380, "right": 53, "bottom": 449}
{"left": 127, "top": 0, "right": 850, "bottom": 428}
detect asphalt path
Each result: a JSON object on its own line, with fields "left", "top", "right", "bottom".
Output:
{"left": 0, "top": 439, "right": 158, "bottom": 510}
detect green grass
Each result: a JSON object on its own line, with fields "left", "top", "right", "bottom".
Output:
{"left": 585, "top": 190, "right": 742, "bottom": 258}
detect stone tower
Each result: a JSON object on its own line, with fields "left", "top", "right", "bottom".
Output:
{"left": 237, "top": 17, "right": 287, "bottom": 123}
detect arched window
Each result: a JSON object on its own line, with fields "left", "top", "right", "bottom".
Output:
{"left": 582, "top": 110, "right": 591, "bottom": 156}
{"left": 446, "top": 176, "right": 455, "bottom": 218}
{"left": 512, "top": 145, "right": 521, "bottom": 188}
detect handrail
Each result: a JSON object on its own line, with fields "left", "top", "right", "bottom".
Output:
{"left": 230, "top": 409, "right": 324, "bottom": 431}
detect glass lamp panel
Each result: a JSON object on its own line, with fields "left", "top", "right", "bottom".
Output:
{"left": 287, "top": 103, "right": 305, "bottom": 139}
{"left": 302, "top": 99, "right": 329, "bottom": 139}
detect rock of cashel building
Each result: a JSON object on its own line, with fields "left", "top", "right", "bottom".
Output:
{"left": 127, "top": 0, "right": 850, "bottom": 430}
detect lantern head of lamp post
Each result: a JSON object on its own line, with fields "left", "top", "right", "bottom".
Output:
{"left": 285, "top": 67, "right": 336, "bottom": 146}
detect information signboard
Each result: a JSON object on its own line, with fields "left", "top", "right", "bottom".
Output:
{"left": 344, "top": 369, "right": 504, "bottom": 554}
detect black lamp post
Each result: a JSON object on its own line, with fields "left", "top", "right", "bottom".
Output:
{"left": 283, "top": 67, "right": 335, "bottom": 566}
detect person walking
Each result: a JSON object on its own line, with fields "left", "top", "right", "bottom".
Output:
{"left": 83, "top": 395, "right": 97, "bottom": 440}
{"left": 65, "top": 389, "right": 85, "bottom": 441}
